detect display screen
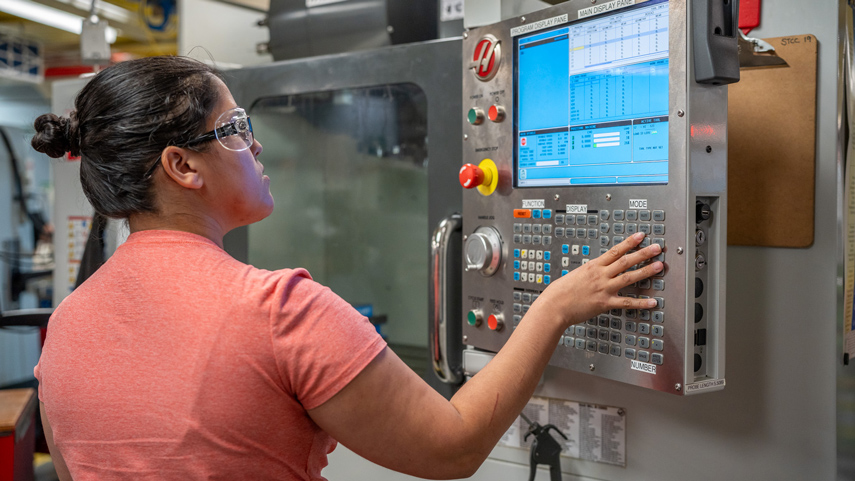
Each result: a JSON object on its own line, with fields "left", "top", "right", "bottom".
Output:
{"left": 515, "top": 0, "right": 669, "bottom": 187}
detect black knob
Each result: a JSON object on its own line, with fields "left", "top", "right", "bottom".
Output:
{"left": 694, "top": 303, "right": 704, "bottom": 323}
{"left": 694, "top": 353, "right": 703, "bottom": 372}
{"left": 696, "top": 201, "right": 712, "bottom": 223}
{"left": 695, "top": 277, "right": 704, "bottom": 298}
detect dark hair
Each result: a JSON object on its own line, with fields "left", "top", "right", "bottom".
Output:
{"left": 31, "top": 56, "right": 223, "bottom": 218}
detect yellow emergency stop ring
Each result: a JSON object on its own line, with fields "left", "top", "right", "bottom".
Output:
{"left": 477, "top": 158, "right": 498, "bottom": 196}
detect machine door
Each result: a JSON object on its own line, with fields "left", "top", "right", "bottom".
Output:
{"left": 223, "top": 40, "right": 465, "bottom": 394}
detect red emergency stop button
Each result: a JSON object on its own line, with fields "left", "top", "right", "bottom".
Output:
{"left": 488, "top": 105, "right": 506, "bottom": 122}
{"left": 487, "top": 314, "right": 504, "bottom": 331}
{"left": 459, "top": 163, "right": 486, "bottom": 189}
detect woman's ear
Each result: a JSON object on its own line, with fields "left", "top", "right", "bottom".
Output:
{"left": 160, "top": 146, "right": 204, "bottom": 190}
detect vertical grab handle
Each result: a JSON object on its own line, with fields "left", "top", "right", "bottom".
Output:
{"left": 430, "top": 213, "right": 463, "bottom": 385}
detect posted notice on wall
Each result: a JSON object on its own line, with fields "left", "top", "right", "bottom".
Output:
{"left": 498, "top": 396, "right": 626, "bottom": 467}
{"left": 843, "top": 9, "right": 855, "bottom": 364}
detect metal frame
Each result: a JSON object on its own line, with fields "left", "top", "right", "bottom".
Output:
{"left": 222, "top": 39, "right": 465, "bottom": 396}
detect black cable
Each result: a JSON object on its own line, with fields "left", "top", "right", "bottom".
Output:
{"left": 0, "top": 127, "right": 47, "bottom": 239}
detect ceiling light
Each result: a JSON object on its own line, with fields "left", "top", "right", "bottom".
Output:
{"left": 0, "top": 0, "right": 118, "bottom": 43}
{"left": 59, "top": 0, "right": 134, "bottom": 25}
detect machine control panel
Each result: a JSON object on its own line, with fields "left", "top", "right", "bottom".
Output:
{"left": 461, "top": 0, "right": 734, "bottom": 395}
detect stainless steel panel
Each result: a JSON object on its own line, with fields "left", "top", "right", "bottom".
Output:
{"left": 460, "top": 0, "right": 727, "bottom": 395}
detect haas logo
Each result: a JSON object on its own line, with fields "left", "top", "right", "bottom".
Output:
{"left": 470, "top": 34, "right": 501, "bottom": 81}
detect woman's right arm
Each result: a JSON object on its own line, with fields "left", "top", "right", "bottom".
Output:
{"left": 308, "top": 232, "right": 662, "bottom": 479}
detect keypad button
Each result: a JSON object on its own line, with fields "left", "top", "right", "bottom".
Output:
{"left": 543, "top": 210, "right": 553, "bottom": 219}
{"left": 521, "top": 249, "right": 528, "bottom": 259}
{"left": 637, "top": 350, "right": 650, "bottom": 362}
{"left": 625, "top": 321, "right": 637, "bottom": 332}
{"left": 610, "top": 331, "right": 622, "bottom": 343}
{"left": 513, "top": 291, "right": 522, "bottom": 302}
{"left": 653, "top": 224, "right": 666, "bottom": 236}
{"left": 543, "top": 236, "right": 552, "bottom": 246}
{"left": 523, "top": 293, "right": 531, "bottom": 303}
{"left": 625, "top": 334, "right": 637, "bottom": 346}
{"left": 514, "top": 272, "right": 521, "bottom": 281}
{"left": 514, "top": 223, "right": 522, "bottom": 233}
{"left": 613, "top": 236, "right": 625, "bottom": 245}
{"left": 514, "top": 234, "right": 522, "bottom": 244}
{"left": 535, "top": 251, "right": 543, "bottom": 260}
{"left": 543, "top": 224, "right": 553, "bottom": 235}
{"left": 565, "top": 215, "right": 575, "bottom": 225}
{"left": 576, "top": 228, "right": 587, "bottom": 238}
{"left": 587, "top": 340, "right": 597, "bottom": 351}
{"left": 544, "top": 263, "right": 551, "bottom": 273}
{"left": 575, "top": 338, "right": 586, "bottom": 349}
{"left": 626, "top": 210, "right": 638, "bottom": 221}
{"left": 514, "top": 315, "right": 522, "bottom": 326}
{"left": 533, "top": 224, "right": 542, "bottom": 234}
{"left": 639, "top": 310, "right": 651, "bottom": 321}
{"left": 600, "top": 236, "right": 610, "bottom": 247}
{"left": 523, "top": 224, "right": 532, "bottom": 233}
{"left": 533, "top": 236, "right": 542, "bottom": 245}
{"left": 613, "top": 223, "right": 625, "bottom": 235}
{"left": 555, "top": 214, "right": 565, "bottom": 224}
{"left": 562, "top": 244, "right": 570, "bottom": 254}
{"left": 598, "top": 329, "right": 609, "bottom": 341}
{"left": 588, "top": 215, "right": 598, "bottom": 225}
{"left": 600, "top": 210, "right": 611, "bottom": 221}
{"left": 576, "top": 216, "right": 587, "bottom": 226}
{"left": 640, "top": 237, "right": 651, "bottom": 248}
{"left": 587, "top": 328, "right": 598, "bottom": 339}
{"left": 598, "top": 342, "right": 610, "bottom": 354}
{"left": 587, "top": 229, "right": 597, "bottom": 239}
{"left": 536, "top": 262, "right": 543, "bottom": 272}
{"left": 563, "top": 336, "right": 574, "bottom": 347}
{"left": 610, "top": 344, "right": 622, "bottom": 356}
{"left": 571, "top": 245, "right": 580, "bottom": 256}
{"left": 561, "top": 257, "right": 570, "bottom": 267}
{"left": 566, "top": 228, "right": 576, "bottom": 238}
{"left": 653, "top": 238, "right": 665, "bottom": 250}
{"left": 513, "top": 303, "right": 522, "bottom": 314}
{"left": 555, "top": 227, "right": 565, "bottom": 237}
{"left": 639, "top": 323, "right": 651, "bottom": 335}
{"left": 544, "top": 251, "right": 551, "bottom": 261}
{"left": 624, "top": 348, "right": 637, "bottom": 359}
{"left": 582, "top": 246, "right": 590, "bottom": 256}
{"left": 514, "top": 260, "right": 520, "bottom": 270}
{"left": 598, "top": 315, "right": 610, "bottom": 327}
{"left": 523, "top": 235, "right": 532, "bottom": 244}
{"left": 586, "top": 317, "right": 597, "bottom": 326}
{"left": 639, "top": 210, "right": 651, "bottom": 221}
{"left": 626, "top": 224, "right": 638, "bottom": 235}
{"left": 638, "top": 279, "right": 651, "bottom": 290}
{"left": 651, "top": 353, "right": 663, "bottom": 365}
{"left": 652, "top": 339, "right": 664, "bottom": 351}
{"left": 625, "top": 309, "right": 637, "bottom": 319}
{"left": 653, "top": 210, "right": 665, "bottom": 221}
{"left": 639, "top": 224, "right": 651, "bottom": 235}
{"left": 514, "top": 249, "right": 521, "bottom": 258}
{"left": 654, "top": 297, "right": 664, "bottom": 309}
{"left": 652, "top": 325, "right": 664, "bottom": 337}
{"left": 532, "top": 210, "right": 542, "bottom": 219}
{"left": 610, "top": 318, "right": 622, "bottom": 330}
{"left": 653, "top": 279, "right": 665, "bottom": 291}
{"left": 638, "top": 337, "right": 650, "bottom": 349}
{"left": 528, "top": 261, "right": 536, "bottom": 271}
{"left": 600, "top": 223, "right": 611, "bottom": 234}
{"left": 613, "top": 210, "right": 625, "bottom": 221}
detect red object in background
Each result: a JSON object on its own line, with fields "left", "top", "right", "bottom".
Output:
{"left": 739, "top": 0, "right": 761, "bottom": 34}
{"left": 0, "top": 389, "right": 36, "bottom": 481}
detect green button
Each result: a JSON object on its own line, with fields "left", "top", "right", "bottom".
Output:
{"left": 467, "top": 311, "right": 479, "bottom": 326}
{"left": 467, "top": 108, "right": 483, "bottom": 125}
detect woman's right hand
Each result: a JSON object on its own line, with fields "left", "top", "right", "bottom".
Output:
{"left": 531, "top": 231, "right": 664, "bottom": 331}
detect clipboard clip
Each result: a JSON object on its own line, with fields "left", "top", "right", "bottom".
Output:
{"left": 738, "top": 31, "right": 790, "bottom": 69}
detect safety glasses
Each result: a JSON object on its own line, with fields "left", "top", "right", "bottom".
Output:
{"left": 143, "top": 107, "right": 255, "bottom": 180}
{"left": 186, "top": 107, "right": 254, "bottom": 152}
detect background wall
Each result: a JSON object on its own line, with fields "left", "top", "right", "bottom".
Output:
{"left": 178, "top": 0, "right": 273, "bottom": 67}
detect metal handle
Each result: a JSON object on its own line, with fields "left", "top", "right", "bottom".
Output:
{"left": 430, "top": 213, "right": 463, "bottom": 384}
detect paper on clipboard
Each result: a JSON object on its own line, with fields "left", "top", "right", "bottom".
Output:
{"left": 843, "top": 6, "right": 855, "bottom": 364}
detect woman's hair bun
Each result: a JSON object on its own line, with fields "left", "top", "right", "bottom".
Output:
{"left": 32, "top": 113, "right": 80, "bottom": 159}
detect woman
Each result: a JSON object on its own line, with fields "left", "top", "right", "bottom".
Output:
{"left": 32, "top": 56, "right": 663, "bottom": 480}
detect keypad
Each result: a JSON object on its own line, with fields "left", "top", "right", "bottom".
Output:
{"left": 510, "top": 206, "right": 670, "bottom": 367}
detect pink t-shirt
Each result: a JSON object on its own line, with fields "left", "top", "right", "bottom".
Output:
{"left": 34, "top": 230, "right": 386, "bottom": 480}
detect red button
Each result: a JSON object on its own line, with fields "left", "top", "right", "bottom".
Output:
{"left": 488, "top": 105, "right": 505, "bottom": 122}
{"left": 487, "top": 314, "right": 503, "bottom": 331}
{"left": 513, "top": 209, "right": 532, "bottom": 218}
{"left": 459, "top": 163, "right": 486, "bottom": 189}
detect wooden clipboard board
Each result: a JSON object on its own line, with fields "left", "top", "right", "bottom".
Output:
{"left": 727, "top": 34, "right": 818, "bottom": 247}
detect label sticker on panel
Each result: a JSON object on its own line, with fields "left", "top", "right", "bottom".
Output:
{"left": 631, "top": 360, "right": 657, "bottom": 374}
{"left": 629, "top": 199, "right": 648, "bottom": 209}
{"left": 510, "top": 14, "right": 569, "bottom": 37}
{"left": 566, "top": 204, "right": 588, "bottom": 214}
{"left": 578, "top": 0, "right": 636, "bottom": 20}
{"left": 523, "top": 199, "right": 545, "bottom": 208}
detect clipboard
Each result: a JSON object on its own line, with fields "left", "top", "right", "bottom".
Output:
{"left": 727, "top": 34, "right": 818, "bottom": 247}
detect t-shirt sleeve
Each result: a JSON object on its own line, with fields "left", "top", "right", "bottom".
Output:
{"left": 268, "top": 269, "right": 387, "bottom": 410}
